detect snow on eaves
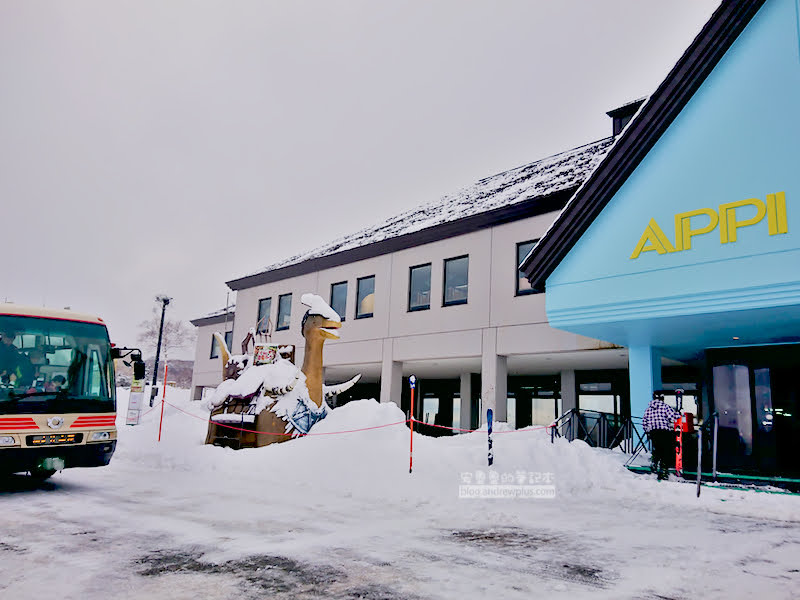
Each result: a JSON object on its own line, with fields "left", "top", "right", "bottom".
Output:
{"left": 190, "top": 304, "right": 237, "bottom": 326}
{"left": 242, "top": 136, "right": 614, "bottom": 279}
{"left": 202, "top": 305, "right": 236, "bottom": 319}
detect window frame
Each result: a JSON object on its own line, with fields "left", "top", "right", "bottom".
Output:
{"left": 355, "top": 275, "right": 375, "bottom": 319}
{"left": 442, "top": 255, "right": 469, "bottom": 307}
{"left": 329, "top": 281, "right": 348, "bottom": 322}
{"left": 408, "top": 263, "right": 432, "bottom": 312}
{"left": 256, "top": 297, "right": 272, "bottom": 333}
{"left": 224, "top": 330, "right": 233, "bottom": 353}
{"left": 516, "top": 240, "right": 541, "bottom": 296}
{"left": 276, "top": 293, "right": 292, "bottom": 331}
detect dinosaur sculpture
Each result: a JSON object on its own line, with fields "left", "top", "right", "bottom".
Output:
{"left": 204, "top": 293, "right": 360, "bottom": 448}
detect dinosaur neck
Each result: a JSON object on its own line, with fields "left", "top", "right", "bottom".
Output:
{"left": 301, "top": 337, "right": 325, "bottom": 407}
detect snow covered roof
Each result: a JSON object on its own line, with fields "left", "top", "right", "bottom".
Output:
{"left": 227, "top": 136, "right": 615, "bottom": 290}
{"left": 190, "top": 305, "right": 236, "bottom": 327}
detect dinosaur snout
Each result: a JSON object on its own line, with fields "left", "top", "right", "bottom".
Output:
{"left": 319, "top": 319, "right": 341, "bottom": 340}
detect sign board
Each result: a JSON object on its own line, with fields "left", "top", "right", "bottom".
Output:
{"left": 253, "top": 344, "right": 278, "bottom": 366}
{"left": 126, "top": 378, "right": 145, "bottom": 425}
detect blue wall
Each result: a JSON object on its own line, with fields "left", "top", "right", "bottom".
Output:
{"left": 547, "top": 0, "right": 800, "bottom": 361}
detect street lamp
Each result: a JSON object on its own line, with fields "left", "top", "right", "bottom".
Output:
{"left": 150, "top": 294, "right": 172, "bottom": 407}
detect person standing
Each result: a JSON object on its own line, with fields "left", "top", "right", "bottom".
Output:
{"left": 643, "top": 391, "right": 680, "bottom": 480}
{"left": 0, "top": 328, "right": 34, "bottom": 387}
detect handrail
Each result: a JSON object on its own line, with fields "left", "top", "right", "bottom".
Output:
{"left": 550, "top": 408, "right": 648, "bottom": 455}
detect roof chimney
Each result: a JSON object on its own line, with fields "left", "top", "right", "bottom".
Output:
{"left": 606, "top": 98, "right": 646, "bottom": 136}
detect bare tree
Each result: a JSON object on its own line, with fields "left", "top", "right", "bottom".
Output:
{"left": 137, "top": 311, "right": 196, "bottom": 363}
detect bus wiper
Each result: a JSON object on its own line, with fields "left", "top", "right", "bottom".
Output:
{"left": 8, "top": 389, "right": 67, "bottom": 400}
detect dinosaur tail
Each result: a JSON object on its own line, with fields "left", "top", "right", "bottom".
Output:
{"left": 323, "top": 374, "right": 362, "bottom": 399}
{"left": 213, "top": 331, "right": 230, "bottom": 378}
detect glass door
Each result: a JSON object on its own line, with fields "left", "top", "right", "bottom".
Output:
{"left": 708, "top": 344, "right": 800, "bottom": 476}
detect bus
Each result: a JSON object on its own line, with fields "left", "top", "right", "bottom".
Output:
{"left": 0, "top": 304, "right": 143, "bottom": 480}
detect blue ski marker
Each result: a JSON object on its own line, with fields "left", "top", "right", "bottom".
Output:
{"left": 487, "top": 408, "right": 494, "bottom": 467}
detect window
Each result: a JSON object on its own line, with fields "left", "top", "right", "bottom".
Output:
{"left": 356, "top": 276, "right": 375, "bottom": 319}
{"left": 276, "top": 293, "right": 292, "bottom": 330}
{"left": 443, "top": 256, "right": 468, "bottom": 306}
{"left": 225, "top": 330, "right": 233, "bottom": 352}
{"left": 516, "top": 240, "right": 540, "bottom": 296}
{"left": 209, "top": 331, "right": 233, "bottom": 359}
{"left": 256, "top": 297, "right": 272, "bottom": 333}
{"left": 330, "top": 282, "right": 347, "bottom": 321}
{"left": 408, "top": 263, "right": 431, "bottom": 311}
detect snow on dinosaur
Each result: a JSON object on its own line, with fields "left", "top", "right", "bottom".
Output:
{"left": 204, "top": 293, "right": 361, "bottom": 447}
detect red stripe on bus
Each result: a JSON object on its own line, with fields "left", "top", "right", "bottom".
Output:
{"left": 0, "top": 418, "right": 37, "bottom": 426}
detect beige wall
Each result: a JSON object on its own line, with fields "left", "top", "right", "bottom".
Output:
{"left": 190, "top": 320, "right": 233, "bottom": 398}
{"left": 226, "top": 212, "right": 562, "bottom": 357}
{"left": 193, "top": 210, "right": 617, "bottom": 410}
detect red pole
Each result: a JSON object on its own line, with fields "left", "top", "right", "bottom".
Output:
{"left": 158, "top": 364, "right": 168, "bottom": 442}
{"left": 675, "top": 414, "right": 683, "bottom": 476}
{"left": 409, "top": 375, "right": 416, "bottom": 473}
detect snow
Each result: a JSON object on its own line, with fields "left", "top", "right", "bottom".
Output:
{"left": 3, "top": 387, "right": 800, "bottom": 599}
{"left": 300, "top": 293, "right": 340, "bottom": 322}
{"left": 211, "top": 413, "right": 255, "bottom": 424}
{"left": 207, "top": 359, "right": 301, "bottom": 409}
{"left": 236, "top": 137, "right": 614, "bottom": 281}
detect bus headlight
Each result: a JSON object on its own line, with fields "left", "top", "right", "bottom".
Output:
{"left": 0, "top": 435, "right": 17, "bottom": 446}
{"left": 89, "top": 431, "right": 111, "bottom": 442}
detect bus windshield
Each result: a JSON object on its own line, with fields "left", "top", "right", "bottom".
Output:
{"left": 0, "top": 315, "right": 115, "bottom": 415}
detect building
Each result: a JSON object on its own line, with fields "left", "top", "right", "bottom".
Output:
{"left": 522, "top": 0, "right": 800, "bottom": 476}
{"left": 190, "top": 305, "right": 235, "bottom": 402}
{"left": 189, "top": 103, "right": 656, "bottom": 431}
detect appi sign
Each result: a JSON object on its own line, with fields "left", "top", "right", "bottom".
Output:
{"left": 630, "top": 192, "right": 788, "bottom": 259}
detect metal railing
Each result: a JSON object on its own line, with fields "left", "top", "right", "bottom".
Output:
{"left": 550, "top": 408, "right": 648, "bottom": 454}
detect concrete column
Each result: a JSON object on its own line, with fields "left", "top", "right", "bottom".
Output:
{"left": 481, "top": 328, "right": 508, "bottom": 423}
{"left": 628, "top": 345, "right": 662, "bottom": 418}
{"left": 560, "top": 369, "right": 576, "bottom": 414}
{"left": 379, "top": 339, "right": 402, "bottom": 407}
{"left": 460, "top": 373, "right": 472, "bottom": 430}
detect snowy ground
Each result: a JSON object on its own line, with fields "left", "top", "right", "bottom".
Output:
{"left": 3, "top": 387, "right": 800, "bottom": 600}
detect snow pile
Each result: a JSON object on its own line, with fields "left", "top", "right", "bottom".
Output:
{"left": 207, "top": 358, "right": 300, "bottom": 409}
{"left": 116, "top": 388, "right": 800, "bottom": 524}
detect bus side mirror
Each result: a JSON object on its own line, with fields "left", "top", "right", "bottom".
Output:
{"left": 133, "top": 360, "right": 146, "bottom": 381}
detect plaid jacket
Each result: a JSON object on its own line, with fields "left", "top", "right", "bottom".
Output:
{"left": 642, "top": 399, "right": 679, "bottom": 433}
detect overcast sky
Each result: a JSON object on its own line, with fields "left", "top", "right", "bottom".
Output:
{"left": 1, "top": 0, "right": 720, "bottom": 359}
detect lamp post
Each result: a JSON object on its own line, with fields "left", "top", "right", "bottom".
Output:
{"left": 150, "top": 295, "right": 171, "bottom": 407}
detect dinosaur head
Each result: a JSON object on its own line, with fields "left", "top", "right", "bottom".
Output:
{"left": 302, "top": 313, "right": 341, "bottom": 341}
{"left": 300, "top": 293, "right": 342, "bottom": 343}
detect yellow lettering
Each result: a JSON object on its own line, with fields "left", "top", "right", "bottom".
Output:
{"left": 630, "top": 219, "right": 676, "bottom": 259}
{"left": 632, "top": 192, "right": 787, "bottom": 259}
{"left": 719, "top": 198, "right": 766, "bottom": 243}
{"left": 767, "top": 191, "right": 788, "bottom": 235}
{"left": 674, "top": 208, "right": 718, "bottom": 251}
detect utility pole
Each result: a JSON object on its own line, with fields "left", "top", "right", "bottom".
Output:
{"left": 150, "top": 295, "right": 172, "bottom": 407}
